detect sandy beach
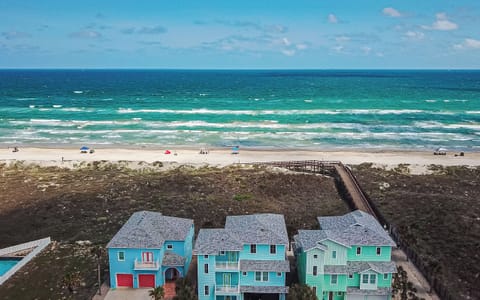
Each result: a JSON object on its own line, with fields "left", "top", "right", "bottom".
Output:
{"left": 1, "top": 147, "right": 478, "bottom": 174}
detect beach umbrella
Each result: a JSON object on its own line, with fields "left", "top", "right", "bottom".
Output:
{"left": 165, "top": 150, "right": 171, "bottom": 154}
{"left": 80, "top": 146, "right": 89, "bottom": 151}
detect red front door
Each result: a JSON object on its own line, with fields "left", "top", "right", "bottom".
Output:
{"left": 138, "top": 274, "right": 155, "bottom": 288}
{"left": 116, "top": 274, "right": 133, "bottom": 287}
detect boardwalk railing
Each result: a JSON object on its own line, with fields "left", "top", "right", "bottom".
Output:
{"left": 256, "top": 160, "right": 453, "bottom": 300}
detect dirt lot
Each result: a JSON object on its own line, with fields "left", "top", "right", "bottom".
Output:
{"left": 352, "top": 164, "right": 480, "bottom": 300}
{"left": 0, "top": 162, "right": 347, "bottom": 299}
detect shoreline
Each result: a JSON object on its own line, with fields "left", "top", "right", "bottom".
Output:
{"left": 1, "top": 147, "right": 479, "bottom": 174}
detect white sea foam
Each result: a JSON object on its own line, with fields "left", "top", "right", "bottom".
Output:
{"left": 73, "top": 91, "right": 83, "bottom": 94}
{"left": 29, "top": 105, "right": 35, "bottom": 108}
{"left": 117, "top": 108, "right": 446, "bottom": 115}
{"left": 16, "top": 97, "right": 37, "bottom": 101}
{"left": 53, "top": 105, "right": 62, "bottom": 108}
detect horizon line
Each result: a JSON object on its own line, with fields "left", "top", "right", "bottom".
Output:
{"left": 1, "top": 67, "right": 480, "bottom": 71}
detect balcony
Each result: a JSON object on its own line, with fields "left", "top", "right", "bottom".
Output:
{"left": 215, "top": 261, "right": 239, "bottom": 271}
{"left": 134, "top": 259, "right": 160, "bottom": 270}
{"left": 215, "top": 285, "right": 240, "bottom": 295}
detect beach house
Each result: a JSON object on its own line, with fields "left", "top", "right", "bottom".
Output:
{"left": 293, "top": 210, "right": 396, "bottom": 300}
{"left": 107, "top": 211, "right": 194, "bottom": 289}
{"left": 194, "top": 213, "right": 290, "bottom": 300}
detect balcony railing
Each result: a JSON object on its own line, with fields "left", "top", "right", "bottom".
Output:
{"left": 215, "top": 261, "right": 239, "bottom": 270}
{"left": 215, "top": 285, "right": 240, "bottom": 295}
{"left": 134, "top": 259, "right": 160, "bottom": 270}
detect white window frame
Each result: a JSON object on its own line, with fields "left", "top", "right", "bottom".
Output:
{"left": 250, "top": 244, "right": 256, "bottom": 253}
{"left": 167, "top": 244, "right": 173, "bottom": 250}
{"left": 254, "top": 271, "right": 269, "bottom": 282}
{"left": 376, "top": 247, "right": 381, "bottom": 256}
{"left": 313, "top": 254, "right": 318, "bottom": 259}
{"left": 362, "top": 274, "right": 369, "bottom": 284}
{"left": 270, "top": 245, "right": 276, "bottom": 254}
{"left": 204, "top": 255, "right": 208, "bottom": 259}
{"left": 332, "top": 250, "right": 337, "bottom": 259}
{"left": 242, "top": 271, "right": 247, "bottom": 276}
{"left": 356, "top": 247, "right": 361, "bottom": 255}
{"left": 313, "top": 266, "right": 318, "bottom": 276}
{"left": 117, "top": 251, "right": 125, "bottom": 261}
{"left": 204, "top": 285, "right": 209, "bottom": 295}
{"left": 384, "top": 273, "right": 389, "bottom": 280}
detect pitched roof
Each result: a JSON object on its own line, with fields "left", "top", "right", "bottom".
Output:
{"left": 107, "top": 211, "right": 193, "bottom": 249}
{"left": 162, "top": 252, "right": 186, "bottom": 267}
{"left": 293, "top": 230, "right": 330, "bottom": 251}
{"left": 316, "top": 210, "right": 395, "bottom": 247}
{"left": 194, "top": 213, "right": 289, "bottom": 255}
{"left": 225, "top": 214, "right": 289, "bottom": 245}
{"left": 240, "top": 260, "right": 290, "bottom": 272}
{"left": 324, "top": 261, "right": 397, "bottom": 275}
{"left": 193, "top": 229, "right": 243, "bottom": 255}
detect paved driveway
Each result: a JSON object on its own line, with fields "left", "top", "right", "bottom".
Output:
{"left": 103, "top": 288, "right": 151, "bottom": 300}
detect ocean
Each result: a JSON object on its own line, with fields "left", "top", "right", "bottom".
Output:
{"left": 0, "top": 69, "right": 479, "bottom": 150}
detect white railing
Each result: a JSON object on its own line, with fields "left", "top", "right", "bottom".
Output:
{"left": 215, "top": 285, "right": 240, "bottom": 294}
{"left": 134, "top": 259, "right": 160, "bottom": 270}
{"left": 0, "top": 237, "right": 51, "bottom": 285}
{"left": 215, "top": 261, "right": 239, "bottom": 270}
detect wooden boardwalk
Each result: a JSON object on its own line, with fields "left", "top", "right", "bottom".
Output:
{"left": 258, "top": 160, "right": 376, "bottom": 217}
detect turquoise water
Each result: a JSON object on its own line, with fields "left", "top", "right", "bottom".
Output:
{"left": 0, "top": 258, "right": 21, "bottom": 276}
{"left": 0, "top": 70, "right": 479, "bottom": 150}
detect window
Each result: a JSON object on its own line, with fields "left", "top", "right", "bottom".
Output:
{"left": 117, "top": 251, "right": 125, "bottom": 261}
{"left": 220, "top": 251, "right": 225, "bottom": 255}
{"left": 243, "top": 272, "right": 247, "bottom": 276}
{"left": 313, "top": 266, "right": 318, "bottom": 276}
{"left": 348, "top": 274, "right": 353, "bottom": 279}
{"left": 204, "top": 255, "right": 208, "bottom": 259}
{"left": 332, "top": 251, "right": 337, "bottom": 259}
{"left": 167, "top": 244, "right": 173, "bottom": 250}
{"left": 204, "top": 285, "right": 209, "bottom": 295}
{"left": 362, "top": 273, "right": 377, "bottom": 285}
{"left": 142, "top": 252, "right": 153, "bottom": 263}
{"left": 277, "top": 272, "right": 282, "bottom": 277}
{"left": 255, "top": 272, "right": 269, "bottom": 282}
{"left": 204, "top": 263, "right": 208, "bottom": 274}
{"left": 270, "top": 245, "right": 276, "bottom": 254}
{"left": 337, "top": 292, "right": 343, "bottom": 296}
{"left": 376, "top": 247, "right": 381, "bottom": 255}
{"left": 313, "top": 254, "right": 318, "bottom": 259}
{"left": 384, "top": 273, "right": 389, "bottom": 280}
{"left": 250, "top": 244, "right": 256, "bottom": 254}
{"left": 331, "top": 274, "right": 338, "bottom": 284}
{"left": 362, "top": 274, "right": 369, "bottom": 284}
{"left": 356, "top": 247, "right": 361, "bottom": 255}
{"left": 312, "top": 287, "right": 317, "bottom": 295}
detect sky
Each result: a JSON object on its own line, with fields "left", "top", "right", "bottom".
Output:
{"left": 0, "top": 0, "right": 479, "bottom": 69}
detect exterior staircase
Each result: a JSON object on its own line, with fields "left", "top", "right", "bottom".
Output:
{"left": 163, "top": 282, "right": 176, "bottom": 300}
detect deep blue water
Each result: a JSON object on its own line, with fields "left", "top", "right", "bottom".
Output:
{"left": 0, "top": 69, "right": 479, "bottom": 150}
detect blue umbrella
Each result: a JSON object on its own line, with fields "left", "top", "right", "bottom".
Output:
{"left": 80, "top": 146, "right": 89, "bottom": 151}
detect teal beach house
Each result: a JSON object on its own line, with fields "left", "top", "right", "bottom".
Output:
{"left": 293, "top": 210, "right": 396, "bottom": 300}
{"left": 106, "top": 211, "right": 194, "bottom": 289}
{"left": 194, "top": 214, "right": 290, "bottom": 300}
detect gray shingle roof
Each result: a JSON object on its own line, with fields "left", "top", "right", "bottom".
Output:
{"left": 194, "top": 214, "right": 288, "bottom": 255}
{"left": 240, "top": 286, "right": 289, "bottom": 294}
{"left": 347, "top": 287, "right": 392, "bottom": 296}
{"left": 193, "top": 229, "right": 243, "bottom": 255}
{"left": 225, "top": 214, "right": 288, "bottom": 245}
{"left": 324, "top": 261, "right": 397, "bottom": 275}
{"left": 162, "top": 252, "right": 186, "bottom": 267}
{"left": 293, "top": 230, "right": 330, "bottom": 251}
{"left": 107, "top": 211, "right": 193, "bottom": 249}
{"left": 240, "top": 260, "right": 290, "bottom": 272}
{"left": 316, "top": 210, "right": 395, "bottom": 247}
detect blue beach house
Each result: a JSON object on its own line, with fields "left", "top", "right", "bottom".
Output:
{"left": 107, "top": 211, "right": 194, "bottom": 289}
{"left": 194, "top": 213, "right": 290, "bottom": 300}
